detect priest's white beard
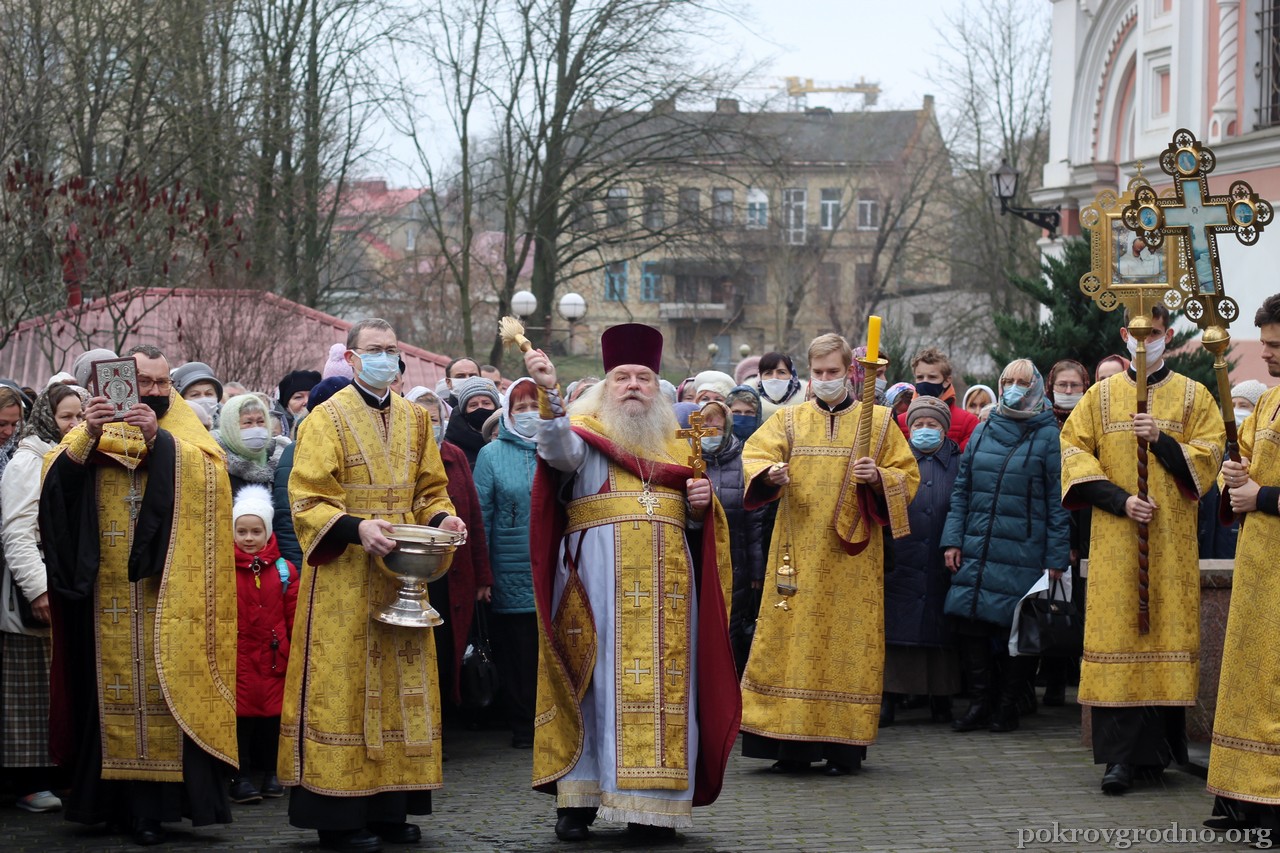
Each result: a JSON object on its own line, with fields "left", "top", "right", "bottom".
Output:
{"left": 571, "top": 380, "right": 677, "bottom": 460}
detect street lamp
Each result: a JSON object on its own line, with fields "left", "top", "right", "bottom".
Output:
{"left": 557, "top": 292, "right": 587, "bottom": 353}
{"left": 512, "top": 290, "right": 537, "bottom": 319}
{"left": 989, "top": 158, "right": 1061, "bottom": 239}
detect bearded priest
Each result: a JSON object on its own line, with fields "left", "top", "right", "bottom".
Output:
{"left": 522, "top": 324, "right": 739, "bottom": 843}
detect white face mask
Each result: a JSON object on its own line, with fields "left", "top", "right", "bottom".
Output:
{"left": 1234, "top": 408, "right": 1253, "bottom": 424}
{"left": 810, "top": 377, "right": 848, "bottom": 404}
{"left": 1055, "top": 391, "right": 1083, "bottom": 411}
{"left": 241, "top": 426, "right": 270, "bottom": 451}
{"left": 1125, "top": 334, "right": 1166, "bottom": 372}
{"left": 760, "top": 378, "right": 791, "bottom": 400}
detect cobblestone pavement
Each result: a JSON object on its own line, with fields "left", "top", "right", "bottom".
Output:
{"left": 0, "top": 695, "right": 1242, "bottom": 853}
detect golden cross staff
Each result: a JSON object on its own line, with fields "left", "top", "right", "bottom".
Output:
{"left": 853, "top": 315, "right": 886, "bottom": 470}
{"left": 1079, "top": 168, "right": 1187, "bottom": 636}
{"left": 1120, "top": 127, "right": 1273, "bottom": 465}
{"left": 676, "top": 409, "right": 719, "bottom": 478}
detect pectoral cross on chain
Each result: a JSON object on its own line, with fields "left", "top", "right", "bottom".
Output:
{"left": 636, "top": 490, "right": 660, "bottom": 517}
{"left": 676, "top": 409, "right": 720, "bottom": 478}
{"left": 124, "top": 472, "right": 143, "bottom": 523}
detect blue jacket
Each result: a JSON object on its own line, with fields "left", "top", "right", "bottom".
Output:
{"left": 941, "top": 410, "right": 1069, "bottom": 628}
{"left": 885, "top": 438, "right": 960, "bottom": 647}
{"left": 272, "top": 442, "right": 303, "bottom": 568}
{"left": 472, "top": 418, "right": 536, "bottom": 614}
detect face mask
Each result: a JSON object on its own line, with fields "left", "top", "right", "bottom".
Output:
{"left": 464, "top": 406, "right": 494, "bottom": 431}
{"left": 513, "top": 410, "right": 541, "bottom": 438}
{"left": 190, "top": 397, "right": 219, "bottom": 419}
{"left": 875, "top": 377, "right": 887, "bottom": 392}
{"left": 732, "top": 414, "right": 757, "bottom": 440}
{"left": 240, "top": 426, "right": 270, "bottom": 451}
{"left": 1234, "top": 408, "right": 1252, "bottom": 424}
{"left": 915, "top": 381, "right": 947, "bottom": 399}
{"left": 1124, "top": 334, "right": 1167, "bottom": 372}
{"left": 1001, "top": 384, "right": 1028, "bottom": 409}
{"left": 141, "top": 395, "right": 170, "bottom": 420}
{"left": 760, "top": 378, "right": 791, "bottom": 400}
{"left": 700, "top": 435, "right": 721, "bottom": 455}
{"left": 432, "top": 424, "right": 443, "bottom": 444}
{"left": 810, "top": 377, "right": 848, "bottom": 403}
{"left": 1055, "top": 392, "right": 1083, "bottom": 411}
{"left": 910, "top": 426, "right": 944, "bottom": 453}
{"left": 355, "top": 351, "right": 399, "bottom": 390}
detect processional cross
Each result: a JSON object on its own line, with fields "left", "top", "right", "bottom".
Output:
{"left": 676, "top": 409, "right": 720, "bottom": 479}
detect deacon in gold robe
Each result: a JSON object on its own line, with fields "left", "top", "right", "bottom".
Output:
{"left": 40, "top": 345, "right": 238, "bottom": 846}
{"left": 281, "top": 319, "right": 464, "bottom": 852}
{"left": 1060, "top": 305, "right": 1224, "bottom": 795}
{"left": 1206, "top": 293, "right": 1280, "bottom": 834}
{"left": 523, "top": 324, "right": 739, "bottom": 843}
{"left": 740, "top": 333, "right": 918, "bottom": 776}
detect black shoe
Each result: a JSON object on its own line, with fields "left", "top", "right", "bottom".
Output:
{"left": 318, "top": 828, "right": 383, "bottom": 853}
{"left": 823, "top": 762, "right": 852, "bottom": 777}
{"left": 989, "top": 704, "right": 1020, "bottom": 733}
{"left": 132, "top": 818, "right": 164, "bottom": 846}
{"left": 367, "top": 821, "right": 421, "bottom": 844}
{"left": 1042, "top": 684, "right": 1066, "bottom": 706}
{"left": 951, "top": 703, "right": 990, "bottom": 732}
{"left": 1101, "top": 763, "right": 1133, "bottom": 795}
{"left": 259, "top": 775, "right": 284, "bottom": 798}
{"left": 554, "top": 809, "right": 590, "bottom": 842}
{"left": 879, "top": 694, "right": 895, "bottom": 727}
{"left": 512, "top": 734, "right": 534, "bottom": 749}
{"left": 930, "top": 696, "right": 953, "bottom": 724}
{"left": 627, "top": 823, "right": 677, "bottom": 839}
{"left": 770, "top": 759, "right": 809, "bottom": 773}
{"left": 229, "top": 776, "right": 262, "bottom": 804}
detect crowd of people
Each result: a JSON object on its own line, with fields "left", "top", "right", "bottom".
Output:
{"left": 0, "top": 296, "right": 1277, "bottom": 850}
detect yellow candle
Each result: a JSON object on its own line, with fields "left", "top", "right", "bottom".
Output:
{"left": 865, "top": 315, "right": 882, "bottom": 363}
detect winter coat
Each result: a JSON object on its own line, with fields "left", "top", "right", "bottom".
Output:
{"left": 704, "top": 433, "right": 766, "bottom": 584}
{"left": 473, "top": 419, "right": 536, "bottom": 614}
{"left": 941, "top": 409, "right": 1070, "bottom": 629}
{"left": 218, "top": 433, "right": 290, "bottom": 495}
{"left": 234, "top": 533, "right": 298, "bottom": 718}
{"left": 885, "top": 438, "right": 960, "bottom": 647}
{"left": 0, "top": 435, "right": 55, "bottom": 636}
{"left": 437, "top": 440, "right": 495, "bottom": 705}
{"left": 271, "top": 442, "right": 303, "bottom": 568}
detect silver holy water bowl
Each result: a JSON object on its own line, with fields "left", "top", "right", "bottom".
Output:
{"left": 374, "top": 524, "right": 466, "bottom": 628}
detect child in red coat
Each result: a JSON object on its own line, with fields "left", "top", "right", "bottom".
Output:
{"left": 229, "top": 485, "right": 298, "bottom": 804}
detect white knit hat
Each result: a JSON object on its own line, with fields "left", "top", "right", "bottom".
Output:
{"left": 1232, "top": 379, "right": 1268, "bottom": 408}
{"left": 232, "top": 484, "right": 274, "bottom": 535}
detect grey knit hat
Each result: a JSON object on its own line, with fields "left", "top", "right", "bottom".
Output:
{"left": 70, "top": 348, "right": 118, "bottom": 389}
{"left": 906, "top": 395, "right": 952, "bottom": 432}
{"left": 453, "top": 376, "right": 500, "bottom": 412}
{"left": 171, "top": 361, "right": 223, "bottom": 399}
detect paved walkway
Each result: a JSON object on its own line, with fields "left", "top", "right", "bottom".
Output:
{"left": 0, "top": 695, "right": 1248, "bottom": 852}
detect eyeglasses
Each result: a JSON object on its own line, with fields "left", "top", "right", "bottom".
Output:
{"left": 1053, "top": 382, "right": 1084, "bottom": 392}
{"left": 352, "top": 346, "right": 401, "bottom": 357}
{"left": 137, "top": 377, "right": 172, "bottom": 392}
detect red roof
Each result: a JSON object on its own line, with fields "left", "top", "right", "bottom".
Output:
{"left": 0, "top": 287, "right": 448, "bottom": 393}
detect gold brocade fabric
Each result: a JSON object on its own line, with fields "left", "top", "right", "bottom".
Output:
{"left": 739, "top": 401, "right": 918, "bottom": 745}
{"left": 280, "top": 386, "right": 455, "bottom": 796}
{"left": 51, "top": 398, "right": 238, "bottom": 781}
{"left": 532, "top": 418, "right": 733, "bottom": 796}
{"left": 1060, "top": 371, "right": 1223, "bottom": 707}
{"left": 1208, "top": 386, "right": 1280, "bottom": 804}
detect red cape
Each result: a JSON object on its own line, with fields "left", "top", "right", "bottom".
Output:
{"left": 529, "top": 425, "right": 740, "bottom": 806}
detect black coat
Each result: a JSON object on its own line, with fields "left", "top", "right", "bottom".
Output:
{"left": 885, "top": 438, "right": 960, "bottom": 647}
{"left": 704, "top": 434, "right": 765, "bottom": 584}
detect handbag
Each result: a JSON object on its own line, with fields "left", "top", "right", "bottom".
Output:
{"left": 1016, "top": 576, "right": 1083, "bottom": 658}
{"left": 460, "top": 603, "right": 501, "bottom": 710}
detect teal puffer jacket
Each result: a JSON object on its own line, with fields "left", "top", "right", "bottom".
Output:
{"left": 473, "top": 419, "right": 537, "bottom": 614}
{"left": 940, "top": 409, "right": 1070, "bottom": 629}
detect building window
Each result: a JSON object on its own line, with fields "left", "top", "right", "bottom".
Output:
{"left": 817, "top": 262, "right": 840, "bottom": 300}
{"left": 606, "top": 186, "right": 629, "bottom": 228}
{"left": 855, "top": 263, "right": 873, "bottom": 293}
{"left": 857, "top": 196, "right": 880, "bottom": 230}
{"left": 678, "top": 188, "right": 700, "bottom": 225}
{"left": 571, "top": 197, "right": 595, "bottom": 230}
{"left": 819, "top": 188, "right": 842, "bottom": 230}
{"left": 1259, "top": 0, "right": 1280, "bottom": 128}
{"left": 643, "top": 186, "right": 664, "bottom": 230}
{"left": 605, "top": 262, "right": 628, "bottom": 301}
{"left": 913, "top": 312, "right": 932, "bottom": 328}
{"left": 405, "top": 225, "right": 417, "bottom": 252}
{"left": 1152, "top": 67, "right": 1170, "bottom": 118}
{"left": 783, "top": 188, "right": 806, "bottom": 245}
{"left": 746, "top": 188, "right": 768, "bottom": 229}
{"left": 641, "top": 262, "right": 662, "bottom": 302}
{"left": 712, "top": 188, "right": 734, "bottom": 227}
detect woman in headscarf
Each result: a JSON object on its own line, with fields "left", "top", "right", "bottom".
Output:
{"left": 940, "top": 359, "right": 1070, "bottom": 734}
{"left": 216, "top": 393, "right": 290, "bottom": 496}
{"left": 0, "top": 382, "right": 85, "bottom": 812}
{"left": 754, "top": 351, "right": 805, "bottom": 419}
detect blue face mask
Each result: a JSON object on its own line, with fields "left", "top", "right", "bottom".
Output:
{"left": 732, "top": 414, "right": 757, "bottom": 440}
{"left": 513, "top": 410, "right": 541, "bottom": 438}
{"left": 355, "top": 351, "right": 399, "bottom": 389}
{"left": 1001, "top": 384, "right": 1028, "bottom": 408}
{"left": 432, "top": 424, "right": 442, "bottom": 444}
{"left": 700, "top": 435, "right": 721, "bottom": 455}
{"left": 910, "top": 426, "right": 944, "bottom": 453}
